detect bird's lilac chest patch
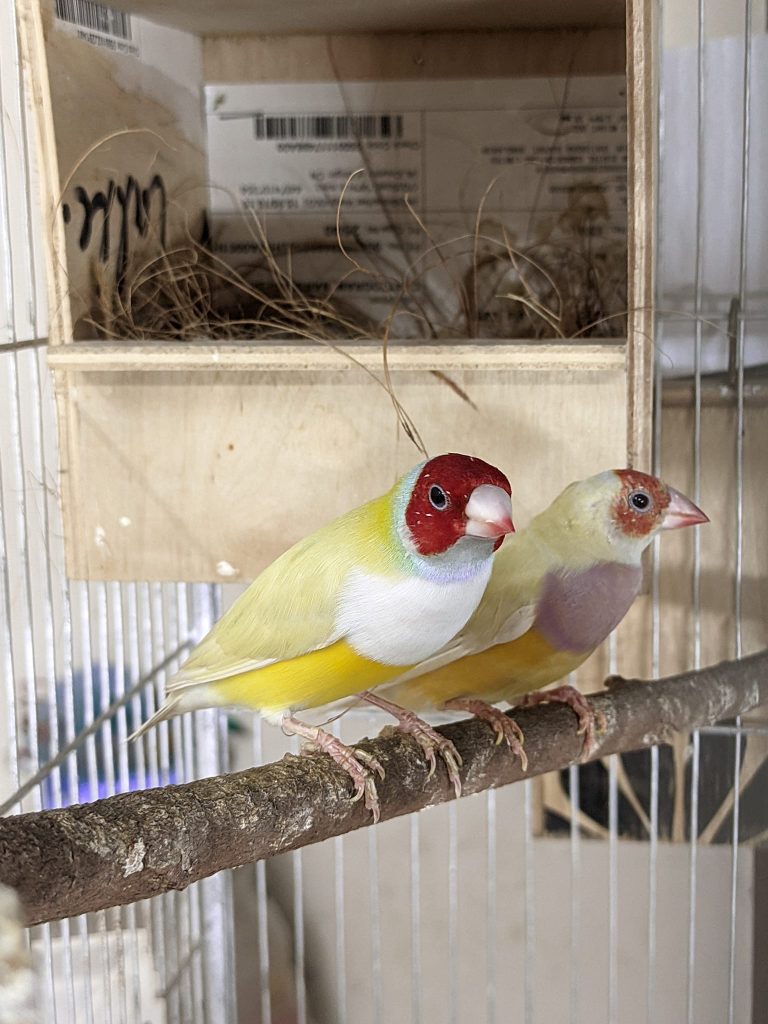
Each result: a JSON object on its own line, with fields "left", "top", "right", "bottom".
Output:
{"left": 535, "top": 562, "right": 643, "bottom": 653}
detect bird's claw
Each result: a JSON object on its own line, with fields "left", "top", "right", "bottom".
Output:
{"left": 327, "top": 745, "right": 383, "bottom": 822}
{"left": 362, "top": 693, "right": 463, "bottom": 797}
{"left": 346, "top": 770, "right": 382, "bottom": 821}
{"left": 355, "top": 747, "right": 386, "bottom": 780}
{"left": 443, "top": 697, "right": 528, "bottom": 773}
{"left": 404, "top": 720, "right": 462, "bottom": 798}
{"left": 518, "top": 684, "right": 601, "bottom": 757}
{"left": 282, "top": 715, "right": 384, "bottom": 821}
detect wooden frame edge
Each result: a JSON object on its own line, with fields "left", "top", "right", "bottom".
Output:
{"left": 16, "top": 0, "right": 72, "bottom": 347}
{"left": 16, "top": 0, "right": 85, "bottom": 575}
{"left": 47, "top": 340, "right": 628, "bottom": 374}
{"left": 626, "top": 0, "right": 657, "bottom": 470}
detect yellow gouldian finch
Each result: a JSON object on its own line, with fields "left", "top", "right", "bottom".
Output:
{"left": 381, "top": 469, "right": 708, "bottom": 764}
{"left": 132, "top": 453, "right": 514, "bottom": 817}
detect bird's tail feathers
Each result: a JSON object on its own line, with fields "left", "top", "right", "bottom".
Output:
{"left": 129, "top": 693, "right": 188, "bottom": 742}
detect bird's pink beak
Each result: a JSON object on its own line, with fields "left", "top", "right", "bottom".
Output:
{"left": 464, "top": 484, "right": 515, "bottom": 539}
{"left": 662, "top": 487, "right": 709, "bottom": 530}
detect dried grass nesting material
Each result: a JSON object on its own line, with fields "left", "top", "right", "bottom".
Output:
{"left": 86, "top": 180, "right": 626, "bottom": 345}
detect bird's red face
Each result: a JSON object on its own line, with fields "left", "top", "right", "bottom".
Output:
{"left": 612, "top": 469, "right": 709, "bottom": 538}
{"left": 404, "top": 453, "right": 514, "bottom": 556}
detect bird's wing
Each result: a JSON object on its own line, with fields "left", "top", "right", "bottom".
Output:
{"left": 166, "top": 500, "right": 392, "bottom": 692}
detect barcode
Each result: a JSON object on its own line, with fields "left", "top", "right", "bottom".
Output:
{"left": 252, "top": 113, "right": 404, "bottom": 142}
{"left": 54, "top": 0, "right": 132, "bottom": 40}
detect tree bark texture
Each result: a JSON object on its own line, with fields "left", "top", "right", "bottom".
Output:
{"left": 2, "top": 650, "right": 766, "bottom": 927}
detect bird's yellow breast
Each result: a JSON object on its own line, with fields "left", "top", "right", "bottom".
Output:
{"left": 212, "top": 640, "right": 412, "bottom": 718}
{"left": 389, "top": 628, "right": 591, "bottom": 711}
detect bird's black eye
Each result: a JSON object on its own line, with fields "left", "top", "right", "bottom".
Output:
{"left": 629, "top": 489, "right": 652, "bottom": 512}
{"left": 429, "top": 485, "right": 448, "bottom": 510}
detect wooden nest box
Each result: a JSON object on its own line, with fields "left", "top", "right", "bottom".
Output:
{"left": 17, "top": 0, "right": 655, "bottom": 581}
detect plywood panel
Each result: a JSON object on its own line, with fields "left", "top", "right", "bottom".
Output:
{"left": 58, "top": 349, "right": 628, "bottom": 580}
{"left": 203, "top": 27, "right": 626, "bottom": 83}
{"left": 108, "top": 0, "right": 625, "bottom": 38}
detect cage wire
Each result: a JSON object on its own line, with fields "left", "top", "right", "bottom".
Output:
{"left": 1, "top": 0, "right": 767, "bottom": 1022}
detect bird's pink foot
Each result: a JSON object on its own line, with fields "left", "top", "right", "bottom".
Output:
{"left": 517, "top": 684, "right": 606, "bottom": 756}
{"left": 360, "top": 691, "right": 463, "bottom": 798}
{"left": 442, "top": 697, "right": 528, "bottom": 772}
{"left": 282, "top": 714, "right": 385, "bottom": 822}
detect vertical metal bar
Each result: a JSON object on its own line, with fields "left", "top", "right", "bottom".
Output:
{"left": 96, "top": 911, "right": 114, "bottom": 1022}
{"left": 74, "top": 582, "right": 99, "bottom": 803}
{"left": 174, "top": 888, "right": 193, "bottom": 1024}
{"left": 684, "top": 32, "right": 705, "bottom": 1024}
{"left": 569, "top": 763, "right": 581, "bottom": 1024}
{"left": 125, "top": 584, "right": 145, "bottom": 790}
{"left": 74, "top": 585, "right": 102, "bottom": 1024}
{"left": 3, "top": 356, "right": 39, "bottom": 802}
{"left": 409, "top": 813, "right": 422, "bottom": 1024}
{"left": 93, "top": 584, "right": 115, "bottom": 795}
{"left": 141, "top": 582, "right": 168, "bottom": 1010}
{"left": 293, "top": 846, "right": 308, "bottom": 1024}
{"left": 607, "top": 633, "right": 618, "bottom": 1024}
{"left": 108, "top": 610, "right": 128, "bottom": 1024}
{"left": 333, "top": 716, "right": 348, "bottom": 1024}
{"left": 153, "top": 584, "right": 172, "bottom": 790}
{"left": 24, "top": 356, "right": 61, "bottom": 803}
{"left": 109, "top": 582, "right": 138, "bottom": 1024}
{"left": 734, "top": 3, "right": 751, "bottom": 668}
{"left": 253, "top": 716, "right": 272, "bottom": 1024}
{"left": 148, "top": 589, "right": 171, "bottom": 1019}
{"left": 686, "top": 0, "right": 706, "bottom": 1005}
{"left": 648, "top": 344, "right": 663, "bottom": 1024}
{"left": 129, "top": 585, "right": 163, "bottom": 1020}
{"left": 110, "top": 905, "right": 128, "bottom": 1024}
{"left": 368, "top": 804, "right": 383, "bottom": 1024}
{"left": 523, "top": 778, "right": 535, "bottom": 1024}
{"left": 0, "top": 398, "right": 18, "bottom": 819}
{"left": 486, "top": 789, "right": 497, "bottom": 1024}
{"left": 171, "top": 714, "right": 191, "bottom": 1015}
{"left": 108, "top": 583, "right": 129, "bottom": 792}
{"left": 691, "top": 0, "right": 705, "bottom": 673}
{"left": 223, "top": 803, "right": 237, "bottom": 1016}
{"left": 728, "top": 3, "right": 751, "bottom": 1019}
{"left": 168, "top": 580, "right": 194, "bottom": 1024}
{"left": 0, "top": 427, "right": 20, "bottom": 796}
{"left": 187, "top": 584, "right": 211, "bottom": 1023}
{"left": 448, "top": 800, "right": 459, "bottom": 1024}
{"left": 90, "top": 580, "right": 115, "bottom": 1024}
{"left": 686, "top": 726, "right": 701, "bottom": 1024}
{"left": 75, "top": 915, "right": 96, "bottom": 1024}
{"left": 176, "top": 582, "right": 206, "bottom": 1023}
{"left": 149, "top": 581, "right": 180, "bottom": 1023}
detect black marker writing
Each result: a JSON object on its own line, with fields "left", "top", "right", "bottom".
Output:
{"left": 62, "top": 174, "right": 167, "bottom": 280}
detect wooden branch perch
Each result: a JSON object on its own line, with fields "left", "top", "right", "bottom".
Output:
{"left": 2, "top": 650, "right": 767, "bottom": 927}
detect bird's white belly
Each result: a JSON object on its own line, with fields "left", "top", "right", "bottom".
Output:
{"left": 336, "top": 564, "right": 493, "bottom": 665}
